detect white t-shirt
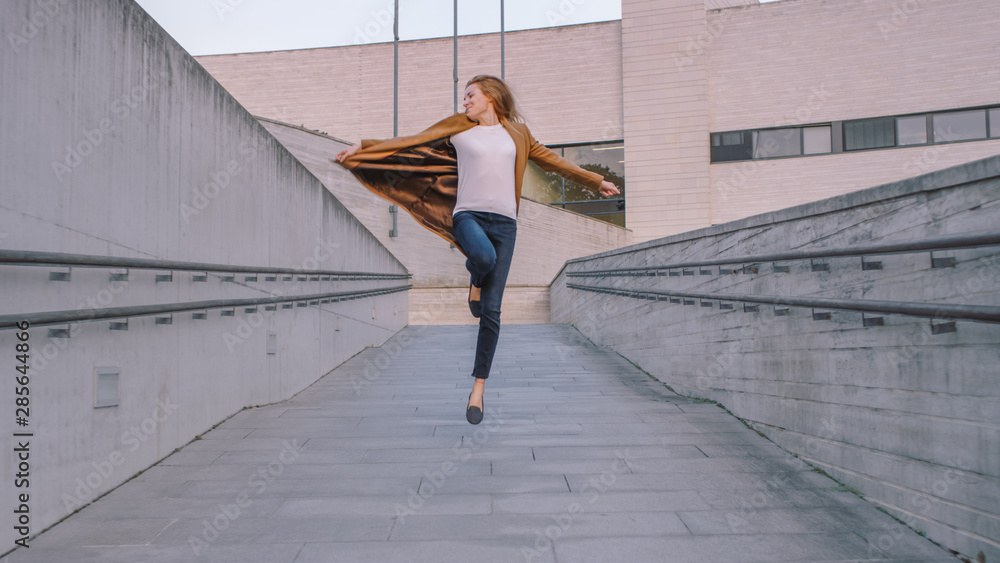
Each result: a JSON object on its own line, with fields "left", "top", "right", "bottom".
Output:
{"left": 451, "top": 123, "right": 518, "bottom": 219}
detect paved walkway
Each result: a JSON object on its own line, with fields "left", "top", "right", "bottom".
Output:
{"left": 4, "top": 325, "right": 956, "bottom": 562}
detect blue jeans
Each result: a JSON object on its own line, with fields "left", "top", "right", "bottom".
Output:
{"left": 452, "top": 211, "right": 517, "bottom": 379}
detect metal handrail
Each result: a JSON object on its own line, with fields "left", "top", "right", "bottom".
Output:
{"left": 567, "top": 283, "right": 1000, "bottom": 324}
{"left": 0, "top": 250, "right": 411, "bottom": 280}
{"left": 567, "top": 231, "right": 1000, "bottom": 277}
{"left": 0, "top": 285, "right": 412, "bottom": 330}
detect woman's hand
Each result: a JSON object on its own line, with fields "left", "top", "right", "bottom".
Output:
{"left": 598, "top": 180, "right": 620, "bottom": 197}
{"left": 335, "top": 144, "right": 360, "bottom": 163}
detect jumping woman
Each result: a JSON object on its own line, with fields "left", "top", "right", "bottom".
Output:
{"left": 336, "top": 75, "right": 619, "bottom": 424}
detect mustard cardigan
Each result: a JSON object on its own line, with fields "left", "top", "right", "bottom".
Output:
{"left": 339, "top": 112, "right": 605, "bottom": 253}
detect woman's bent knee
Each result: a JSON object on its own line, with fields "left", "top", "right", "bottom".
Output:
{"left": 467, "top": 251, "right": 496, "bottom": 274}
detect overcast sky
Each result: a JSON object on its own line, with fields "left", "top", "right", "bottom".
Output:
{"left": 135, "top": 0, "right": 785, "bottom": 56}
{"left": 135, "top": 0, "right": 620, "bottom": 56}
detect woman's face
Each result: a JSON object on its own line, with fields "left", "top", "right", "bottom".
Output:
{"left": 463, "top": 83, "right": 494, "bottom": 122}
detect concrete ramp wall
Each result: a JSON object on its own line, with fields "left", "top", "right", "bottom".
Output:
{"left": 0, "top": 0, "right": 407, "bottom": 550}
{"left": 551, "top": 156, "right": 1000, "bottom": 561}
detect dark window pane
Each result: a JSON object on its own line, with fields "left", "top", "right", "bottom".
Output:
{"left": 560, "top": 199, "right": 625, "bottom": 215}
{"left": 560, "top": 143, "right": 625, "bottom": 206}
{"left": 897, "top": 116, "right": 927, "bottom": 146}
{"left": 710, "top": 131, "right": 752, "bottom": 162}
{"left": 991, "top": 109, "right": 1000, "bottom": 138}
{"left": 844, "top": 118, "right": 895, "bottom": 150}
{"left": 562, "top": 143, "right": 625, "bottom": 202}
{"left": 721, "top": 132, "right": 744, "bottom": 145}
{"left": 524, "top": 142, "right": 626, "bottom": 225}
{"left": 934, "top": 110, "right": 987, "bottom": 143}
{"left": 753, "top": 129, "right": 801, "bottom": 158}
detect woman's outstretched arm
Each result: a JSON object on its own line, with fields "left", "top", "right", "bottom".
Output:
{"left": 597, "top": 179, "right": 621, "bottom": 197}
{"left": 335, "top": 144, "right": 360, "bottom": 163}
{"left": 527, "top": 135, "right": 621, "bottom": 197}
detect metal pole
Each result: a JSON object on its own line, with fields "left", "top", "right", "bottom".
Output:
{"left": 391, "top": 0, "right": 400, "bottom": 237}
{"left": 565, "top": 283, "right": 1000, "bottom": 325}
{"left": 393, "top": 0, "right": 399, "bottom": 137}
{"left": 453, "top": 0, "right": 458, "bottom": 113}
{"left": 500, "top": 0, "right": 505, "bottom": 80}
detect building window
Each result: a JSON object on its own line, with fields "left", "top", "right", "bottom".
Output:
{"left": 803, "top": 126, "right": 833, "bottom": 154}
{"left": 754, "top": 128, "right": 801, "bottom": 158}
{"left": 711, "top": 126, "right": 833, "bottom": 162}
{"left": 933, "top": 109, "right": 987, "bottom": 143}
{"left": 711, "top": 131, "right": 752, "bottom": 162}
{"left": 523, "top": 141, "right": 625, "bottom": 227}
{"left": 896, "top": 115, "right": 928, "bottom": 146}
{"left": 844, "top": 117, "right": 895, "bottom": 151}
{"left": 710, "top": 104, "right": 1000, "bottom": 164}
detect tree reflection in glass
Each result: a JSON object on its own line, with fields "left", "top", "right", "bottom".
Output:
{"left": 522, "top": 142, "right": 625, "bottom": 227}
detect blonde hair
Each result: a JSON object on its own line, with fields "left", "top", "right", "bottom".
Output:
{"left": 466, "top": 75, "right": 523, "bottom": 123}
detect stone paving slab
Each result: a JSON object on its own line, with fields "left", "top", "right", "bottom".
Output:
{"left": 387, "top": 511, "right": 692, "bottom": 541}
{"left": 1, "top": 324, "right": 959, "bottom": 563}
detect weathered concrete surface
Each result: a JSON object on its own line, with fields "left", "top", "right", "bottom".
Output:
{"left": 551, "top": 155, "right": 1000, "bottom": 561}
{"left": 0, "top": 0, "right": 407, "bottom": 550}
{"left": 1, "top": 326, "right": 957, "bottom": 562}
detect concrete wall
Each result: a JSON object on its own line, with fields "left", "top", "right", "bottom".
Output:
{"left": 550, "top": 156, "right": 1000, "bottom": 561}
{"left": 258, "top": 119, "right": 632, "bottom": 325}
{"left": 0, "top": 0, "right": 407, "bottom": 549}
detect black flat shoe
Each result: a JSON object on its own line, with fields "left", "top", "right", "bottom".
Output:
{"left": 466, "top": 392, "right": 483, "bottom": 425}
{"left": 468, "top": 280, "right": 481, "bottom": 318}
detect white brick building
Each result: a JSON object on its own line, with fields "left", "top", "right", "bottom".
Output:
{"left": 197, "top": 0, "right": 1000, "bottom": 242}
